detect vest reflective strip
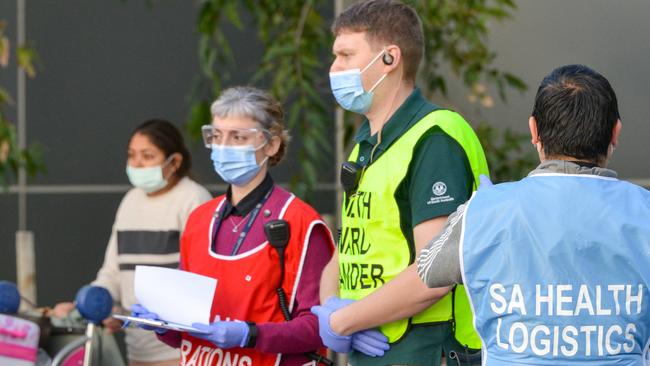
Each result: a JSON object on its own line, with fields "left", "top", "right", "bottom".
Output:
{"left": 340, "top": 109, "right": 488, "bottom": 344}
{"left": 205, "top": 195, "right": 296, "bottom": 261}
{"left": 289, "top": 219, "right": 328, "bottom": 313}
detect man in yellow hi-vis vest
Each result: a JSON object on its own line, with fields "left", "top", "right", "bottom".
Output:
{"left": 313, "top": 1, "right": 489, "bottom": 365}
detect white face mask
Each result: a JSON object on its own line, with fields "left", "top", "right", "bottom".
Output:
{"left": 126, "top": 155, "right": 173, "bottom": 193}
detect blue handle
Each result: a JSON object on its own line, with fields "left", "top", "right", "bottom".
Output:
{"left": 0, "top": 281, "right": 21, "bottom": 314}
{"left": 75, "top": 285, "right": 113, "bottom": 324}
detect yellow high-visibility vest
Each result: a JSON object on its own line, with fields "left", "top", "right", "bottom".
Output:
{"left": 339, "top": 109, "right": 488, "bottom": 348}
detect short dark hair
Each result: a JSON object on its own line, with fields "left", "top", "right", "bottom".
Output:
{"left": 130, "top": 119, "right": 192, "bottom": 178}
{"left": 532, "top": 64, "right": 620, "bottom": 162}
{"left": 332, "top": 0, "right": 423, "bottom": 83}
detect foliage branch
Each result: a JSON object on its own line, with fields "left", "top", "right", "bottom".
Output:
{"left": 0, "top": 20, "right": 44, "bottom": 187}
{"left": 188, "top": 0, "right": 534, "bottom": 198}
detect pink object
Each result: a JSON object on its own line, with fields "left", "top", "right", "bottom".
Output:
{"left": 0, "top": 314, "right": 39, "bottom": 365}
{"left": 60, "top": 347, "right": 85, "bottom": 366}
{"left": 0, "top": 326, "right": 29, "bottom": 339}
{"left": 0, "top": 341, "right": 38, "bottom": 362}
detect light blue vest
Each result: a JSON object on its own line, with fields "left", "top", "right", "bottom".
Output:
{"left": 461, "top": 173, "right": 650, "bottom": 365}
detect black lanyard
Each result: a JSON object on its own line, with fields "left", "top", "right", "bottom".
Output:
{"left": 211, "top": 187, "right": 274, "bottom": 256}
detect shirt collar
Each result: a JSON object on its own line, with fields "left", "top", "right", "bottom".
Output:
{"left": 353, "top": 88, "right": 438, "bottom": 151}
{"left": 528, "top": 160, "right": 618, "bottom": 178}
{"left": 225, "top": 173, "right": 274, "bottom": 217}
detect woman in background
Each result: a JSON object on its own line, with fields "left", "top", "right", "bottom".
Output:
{"left": 55, "top": 119, "right": 212, "bottom": 366}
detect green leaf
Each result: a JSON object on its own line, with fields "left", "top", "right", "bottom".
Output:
{"left": 0, "top": 120, "right": 45, "bottom": 182}
{"left": 186, "top": 100, "right": 211, "bottom": 142}
{"left": 23, "top": 142, "right": 46, "bottom": 177}
{"left": 0, "top": 86, "right": 13, "bottom": 105}
{"left": 17, "top": 45, "right": 39, "bottom": 78}
{"left": 197, "top": 1, "right": 218, "bottom": 34}
{"left": 224, "top": 2, "right": 243, "bottom": 29}
{"left": 504, "top": 72, "right": 527, "bottom": 91}
{"left": 0, "top": 36, "right": 9, "bottom": 67}
{"left": 475, "top": 122, "right": 537, "bottom": 183}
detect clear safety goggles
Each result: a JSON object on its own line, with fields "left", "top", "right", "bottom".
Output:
{"left": 201, "top": 125, "right": 270, "bottom": 148}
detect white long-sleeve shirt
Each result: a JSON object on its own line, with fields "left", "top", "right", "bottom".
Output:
{"left": 93, "top": 176, "right": 212, "bottom": 362}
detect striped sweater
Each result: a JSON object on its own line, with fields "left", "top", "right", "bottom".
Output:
{"left": 93, "top": 176, "right": 212, "bottom": 362}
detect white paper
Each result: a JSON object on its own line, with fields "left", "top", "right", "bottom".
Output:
{"left": 134, "top": 265, "right": 217, "bottom": 326}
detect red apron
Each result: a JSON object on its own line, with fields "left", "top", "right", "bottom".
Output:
{"left": 179, "top": 190, "right": 333, "bottom": 366}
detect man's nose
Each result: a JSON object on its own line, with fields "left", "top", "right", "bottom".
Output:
{"left": 330, "top": 58, "right": 343, "bottom": 73}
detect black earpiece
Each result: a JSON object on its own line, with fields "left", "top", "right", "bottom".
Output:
{"left": 382, "top": 52, "right": 394, "bottom": 65}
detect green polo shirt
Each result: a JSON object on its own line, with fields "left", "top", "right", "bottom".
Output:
{"left": 353, "top": 88, "right": 473, "bottom": 246}
{"left": 350, "top": 90, "right": 477, "bottom": 365}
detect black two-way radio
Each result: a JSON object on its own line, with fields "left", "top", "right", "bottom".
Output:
{"left": 264, "top": 220, "right": 292, "bottom": 320}
{"left": 263, "top": 220, "right": 333, "bottom": 366}
{"left": 340, "top": 161, "right": 362, "bottom": 196}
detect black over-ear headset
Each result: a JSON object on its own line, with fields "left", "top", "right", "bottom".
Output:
{"left": 382, "top": 52, "right": 394, "bottom": 65}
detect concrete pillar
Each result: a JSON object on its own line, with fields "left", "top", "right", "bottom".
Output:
{"left": 16, "top": 230, "right": 36, "bottom": 309}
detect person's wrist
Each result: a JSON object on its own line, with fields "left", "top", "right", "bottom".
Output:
{"left": 329, "top": 309, "right": 351, "bottom": 336}
{"left": 244, "top": 322, "right": 257, "bottom": 348}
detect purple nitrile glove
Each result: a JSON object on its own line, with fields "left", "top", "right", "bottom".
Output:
{"left": 321, "top": 297, "right": 390, "bottom": 357}
{"left": 130, "top": 304, "right": 167, "bottom": 334}
{"left": 478, "top": 174, "right": 493, "bottom": 190}
{"left": 189, "top": 321, "right": 249, "bottom": 349}
{"left": 310, "top": 305, "right": 352, "bottom": 353}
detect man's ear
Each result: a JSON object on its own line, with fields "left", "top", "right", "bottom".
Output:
{"left": 529, "top": 116, "right": 546, "bottom": 161}
{"left": 611, "top": 119, "right": 622, "bottom": 148}
{"left": 382, "top": 45, "right": 401, "bottom": 73}
{"left": 529, "top": 116, "right": 540, "bottom": 145}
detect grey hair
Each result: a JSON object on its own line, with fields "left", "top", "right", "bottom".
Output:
{"left": 210, "top": 86, "right": 291, "bottom": 166}
{"left": 211, "top": 87, "right": 278, "bottom": 131}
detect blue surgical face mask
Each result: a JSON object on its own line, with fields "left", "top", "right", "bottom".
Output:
{"left": 211, "top": 143, "right": 268, "bottom": 186}
{"left": 126, "top": 156, "right": 173, "bottom": 193}
{"left": 329, "top": 50, "right": 388, "bottom": 114}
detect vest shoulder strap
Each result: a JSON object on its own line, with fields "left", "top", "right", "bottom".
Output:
{"left": 347, "top": 108, "right": 455, "bottom": 163}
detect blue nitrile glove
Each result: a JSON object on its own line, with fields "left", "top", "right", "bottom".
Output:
{"left": 310, "top": 305, "right": 352, "bottom": 353}
{"left": 321, "top": 297, "right": 390, "bottom": 357}
{"left": 478, "top": 174, "right": 493, "bottom": 190}
{"left": 323, "top": 296, "right": 354, "bottom": 310}
{"left": 351, "top": 329, "right": 389, "bottom": 357}
{"left": 130, "top": 304, "right": 167, "bottom": 334}
{"left": 189, "top": 321, "right": 250, "bottom": 349}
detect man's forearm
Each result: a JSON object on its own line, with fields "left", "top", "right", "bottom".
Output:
{"left": 319, "top": 254, "right": 340, "bottom": 303}
{"left": 329, "top": 265, "right": 451, "bottom": 335}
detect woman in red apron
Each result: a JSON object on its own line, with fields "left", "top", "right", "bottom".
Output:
{"left": 134, "top": 86, "right": 335, "bottom": 366}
